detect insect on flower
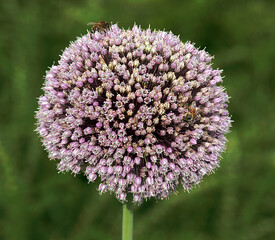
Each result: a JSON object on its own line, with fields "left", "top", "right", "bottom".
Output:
{"left": 183, "top": 102, "right": 200, "bottom": 123}
{"left": 87, "top": 21, "right": 110, "bottom": 33}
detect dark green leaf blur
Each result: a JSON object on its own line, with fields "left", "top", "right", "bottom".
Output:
{"left": 0, "top": 0, "right": 274, "bottom": 239}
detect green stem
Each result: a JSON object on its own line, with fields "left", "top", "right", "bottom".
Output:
{"left": 122, "top": 201, "right": 133, "bottom": 240}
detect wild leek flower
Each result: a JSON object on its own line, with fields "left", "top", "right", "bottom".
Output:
{"left": 36, "top": 24, "right": 231, "bottom": 204}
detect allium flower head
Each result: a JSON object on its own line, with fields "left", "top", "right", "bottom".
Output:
{"left": 36, "top": 24, "right": 231, "bottom": 203}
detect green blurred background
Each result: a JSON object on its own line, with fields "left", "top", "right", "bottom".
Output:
{"left": 0, "top": 0, "right": 274, "bottom": 239}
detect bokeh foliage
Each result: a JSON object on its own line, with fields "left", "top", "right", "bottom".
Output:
{"left": 0, "top": 0, "right": 274, "bottom": 239}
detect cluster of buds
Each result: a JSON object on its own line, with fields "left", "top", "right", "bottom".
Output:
{"left": 36, "top": 24, "right": 231, "bottom": 203}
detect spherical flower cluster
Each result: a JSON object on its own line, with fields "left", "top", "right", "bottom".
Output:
{"left": 35, "top": 24, "right": 231, "bottom": 203}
